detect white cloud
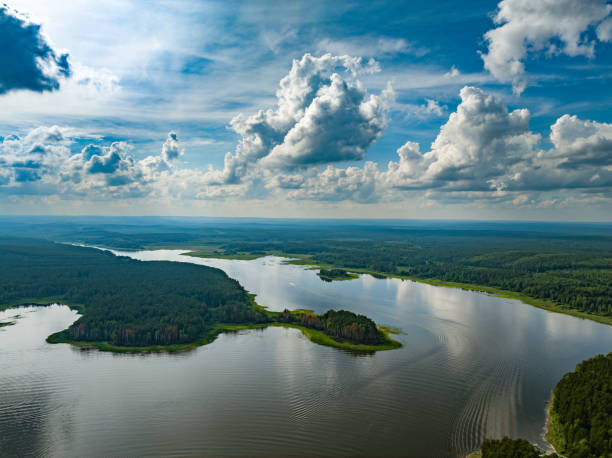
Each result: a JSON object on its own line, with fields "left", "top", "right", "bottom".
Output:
{"left": 598, "top": 17, "right": 612, "bottom": 41}
{"left": 284, "top": 162, "right": 383, "bottom": 203}
{"left": 207, "top": 53, "right": 390, "bottom": 183}
{"left": 443, "top": 65, "right": 460, "bottom": 78}
{"left": 384, "top": 86, "right": 540, "bottom": 190}
{"left": 161, "top": 131, "right": 183, "bottom": 162}
{"left": 495, "top": 114, "right": 612, "bottom": 191}
{"left": 481, "top": 0, "right": 612, "bottom": 94}
{"left": 423, "top": 98, "right": 445, "bottom": 116}
{"left": 1, "top": 87, "right": 610, "bottom": 212}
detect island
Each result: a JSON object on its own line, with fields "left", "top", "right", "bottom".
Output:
{"left": 317, "top": 268, "right": 359, "bottom": 282}
{"left": 0, "top": 238, "right": 400, "bottom": 353}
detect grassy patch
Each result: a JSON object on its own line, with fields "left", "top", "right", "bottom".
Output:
{"left": 226, "top": 322, "right": 402, "bottom": 352}
{"left": 0, "top": 320, "right": 15, "bottom": 328}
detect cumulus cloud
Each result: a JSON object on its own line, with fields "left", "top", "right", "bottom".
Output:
{"left": 384, "top": 86, "right": 540, "bottom": 190}
{"left": 550, "top": 114, "right": 612, "bottom": 167}
{"left": 0, "top": 126, "right": 187, "bottom": 198}
{"left": 481, "top": 0, "right": 612, "bottom": 94}
{"left": 207, "top": 53, "right": 390, "bottom": 183}
{"left": 282, "top": 87, "right": 611, "bottom": 205}
{"left": 1, "top": 87, "right": 610, "bottom": 209}
{"left": 494, "top": 114, "right": 612, "bottom": 191}
{"left": 0, "top": 5, "right": 71, "bottom": 94}
{"left": 0, "top": 126, "right": 71, "bottom": 188}
{"left": 161, "top": 131, "right": 183, "bottom": 162}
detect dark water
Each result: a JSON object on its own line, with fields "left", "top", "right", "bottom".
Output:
{"left": 1, "top": 251, "right": 610, "bottom": 457}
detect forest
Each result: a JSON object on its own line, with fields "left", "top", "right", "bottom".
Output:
{"left": 1, "top": 217, "right": 607, "bottom": 320}
{"left": 0, "top": 238, "right": 267, "bottom": 347}
{"left": 0, "top": 238, "right": 394, "bottom": 350}
{"left": 548, "top": 352, "right": 612, "bottom": 457}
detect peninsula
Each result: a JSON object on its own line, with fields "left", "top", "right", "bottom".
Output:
{"left": 0, "top": 238, "right": 400, "bottom": 353}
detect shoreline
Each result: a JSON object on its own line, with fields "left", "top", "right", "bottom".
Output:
{"left": 544, "top": 393, "right": 563, "bottom": 456}
{"left": 180, "top": 250, "right": 611, "bottom": 327}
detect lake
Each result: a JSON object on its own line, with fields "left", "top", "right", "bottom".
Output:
{"left": 1, "top": 250, "right": 610, "bottom": 457}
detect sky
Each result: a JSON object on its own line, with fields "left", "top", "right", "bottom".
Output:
{"left": 0, "top": 0, "right": 611, "bottom": 220}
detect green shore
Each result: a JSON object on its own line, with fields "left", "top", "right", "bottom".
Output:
{"left": 180, "top": 251, "right": 612, "bottom": 327}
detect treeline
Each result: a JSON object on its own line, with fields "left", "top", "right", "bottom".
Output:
{"left": 277, "top": 309, "right": 386, "bottom": 345}
{"left": 0, "top": 238, "right": 267, "bottom": 347}
{"left": 549, "top": 352, "right": 612, "bottom": 457}
{"left": 480, "top": 437, "right": 556, "bottom": 457}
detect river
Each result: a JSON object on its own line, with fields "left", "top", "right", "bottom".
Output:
{"left": 1, "top": 250, "right": 610, "bottom": 457}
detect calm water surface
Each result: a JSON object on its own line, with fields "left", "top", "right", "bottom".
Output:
{"left": 1, "top": 250, "right": 610, "bottom": 457}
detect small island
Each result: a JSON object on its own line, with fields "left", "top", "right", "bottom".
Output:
{"left": 317, "top": 268, "right": 359, "bottom": 282}
{"left": 1, "top": 239, "right": 400, "bottom": 353}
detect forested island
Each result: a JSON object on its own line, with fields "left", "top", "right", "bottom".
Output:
{"left": 2, "top": 217, "right": 607, "bottom": 326}
{"left": 477, "top": 352, "right": 612, "bottom": 457}
{"left": 0, "top": 238, "right": 399, "bottom": 352}
{"left": 317, "top": 268, "right": 358, "bottom": 282}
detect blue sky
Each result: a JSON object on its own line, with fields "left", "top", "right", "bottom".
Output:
{"left": 0, "top": 0, "right": 611, "bottom": 219}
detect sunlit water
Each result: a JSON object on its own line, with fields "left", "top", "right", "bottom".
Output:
{"left": 1, "top": 250, "right": 610, "bottom": 457}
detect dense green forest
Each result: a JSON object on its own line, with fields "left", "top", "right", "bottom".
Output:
{"left": 480, "top": 437, "right": 556, "bottom": 457}
{"left": 0, "top": 238, "right": 267, "bottom": 346}
{"left": 0, "top": 238, "right": 395, "bottom": 350}
{"left": 548, "top": 353, "right": 612, "bottom": 457}
{"left": 0, "top": 217, "right": 610, "bottom": 320}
